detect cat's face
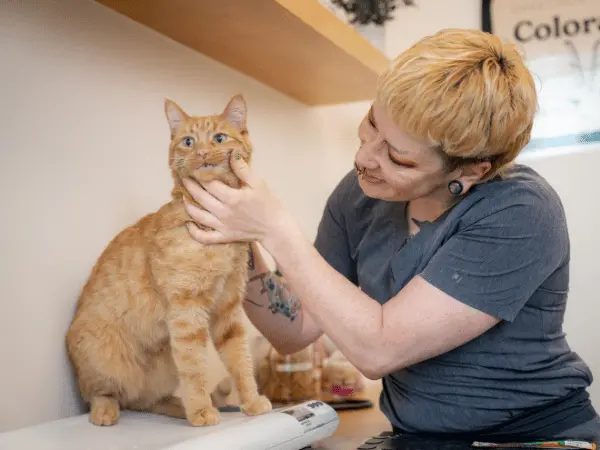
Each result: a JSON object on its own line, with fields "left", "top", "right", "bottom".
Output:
{"left": 165, "top": 95, "right": 252, "bottom": 187}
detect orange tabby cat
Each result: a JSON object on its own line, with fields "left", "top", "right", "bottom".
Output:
{"left": 65, "top": 95, "right": 272, "bottom": 427}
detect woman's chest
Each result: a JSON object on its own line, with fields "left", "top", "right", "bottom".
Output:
{"left": 351, "top": 205, "right": 459, "bottom": 304}
{"left": 352, "top": 211, "right": 413, "bottom": 304}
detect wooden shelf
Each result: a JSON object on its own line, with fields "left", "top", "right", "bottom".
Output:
{"left": 95, "top": 0, "right": 391, "bottom": 105}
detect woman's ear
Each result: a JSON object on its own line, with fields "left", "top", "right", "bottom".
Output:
{"left": 458, "top": 161, "right": 492, "bottom": 187}
{"left": 448, "top": 161, "right": 492, "bottom": 195}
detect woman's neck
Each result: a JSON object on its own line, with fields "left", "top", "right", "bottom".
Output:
{"left": 409, "top": 192, "right": 457, "bottom": 222}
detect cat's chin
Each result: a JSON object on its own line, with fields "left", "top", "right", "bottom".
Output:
{"left": 185, "top": 166, "right": 240, "bottom": 188}
{"left": 176, "top": 164, "right": 223, "bottom": 179}
{"left": 195, "top": 165, "right": 220, "bottom": 175}
{"left": 192, "top": 165, "right": 227, "bottom": 180}
{"left": 172, "top": 165, "right": 241, "bottom": 192}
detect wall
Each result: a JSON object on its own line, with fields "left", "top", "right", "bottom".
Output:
{"left": 0, "top": 0, "right": 357, "bottom": 432}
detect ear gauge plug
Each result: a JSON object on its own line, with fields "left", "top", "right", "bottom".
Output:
{"left": 448, "top": 180, "right": 464, "bottom": 195}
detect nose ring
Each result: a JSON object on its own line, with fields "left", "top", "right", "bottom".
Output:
{"left": 354, "top": 162, "right": 366, "bottom": 178}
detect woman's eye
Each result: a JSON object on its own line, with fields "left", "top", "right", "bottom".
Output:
{"left": 389, "top": 154, "right": 415, "bottom": 168}
{"left": 182, "top": 136, "right": 195, "bottom": 147}
{"left": 213, "top": 133, "right": 228, "bottom": 144}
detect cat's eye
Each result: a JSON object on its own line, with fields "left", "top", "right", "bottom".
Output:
{"left": 182, "top": 136, "right": 195, "bottom": 147}
{"left": 213, "top": 133, "right": 229, "bottom": 144}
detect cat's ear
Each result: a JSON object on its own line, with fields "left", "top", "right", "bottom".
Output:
{"left": 164, "top": 98, "right": 189, "bottom": 135}
{"left": 221, "top": 94, "right": 247, "bottom": 132}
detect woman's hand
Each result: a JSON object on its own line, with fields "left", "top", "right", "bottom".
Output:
{"left": 183, "top": 151, "right": 290, "bottom": 245}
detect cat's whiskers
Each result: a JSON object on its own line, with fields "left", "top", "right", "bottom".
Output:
{"left": 172, "top": 152, "right": 187, "bottom": 169}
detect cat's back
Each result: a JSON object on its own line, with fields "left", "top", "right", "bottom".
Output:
{"left": 66, "top": 202, "right": 183, "bottom": 363}
{"left": 73, "top": 203, "right": 169, "bottom": 316}
{"left": 72, "top": 199, "right": 247, "bottom": 319}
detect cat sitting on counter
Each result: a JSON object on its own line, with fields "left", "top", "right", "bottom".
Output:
{"left": 66, "top": 95, "right": 271, "bottom": 427}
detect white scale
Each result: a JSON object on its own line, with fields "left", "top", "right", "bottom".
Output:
{"left": 0, "top": 401, "right": 339, "bottom": 450}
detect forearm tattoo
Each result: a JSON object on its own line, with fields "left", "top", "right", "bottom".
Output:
{"left": 246, "top": 269, "right": 300, "bottom": 321}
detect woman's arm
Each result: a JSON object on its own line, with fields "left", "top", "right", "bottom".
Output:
{"left": 182, "top": 159, "right": 483, "bottom": 378}
{"left": 259, "top": 216, "right": 500, "bottom": 379}
{"left": 183, "top": 154, "right": 563, "bottom": 379}
{"left": 189, "top": 183, "right": 493, "bottom": 378}
{"left": 242, "top": 242, "right": 323, "bottom": 354}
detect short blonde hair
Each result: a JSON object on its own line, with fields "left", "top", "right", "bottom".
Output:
{"left": 376, "top": 28, "right": 537, "bottom": 180}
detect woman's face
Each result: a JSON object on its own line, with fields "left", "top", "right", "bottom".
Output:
{"left": 354, "top": 102, "right": 452, "bottom": 202}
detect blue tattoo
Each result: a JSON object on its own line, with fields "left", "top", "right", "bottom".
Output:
{"left": 265, "top": 275, "right": 299, "bottom": 321}
{"left": 246, "top": 270, "right": 300, "bottom": 321}
{"left": 258, "top": 271, "right": 299, "bottom": 321}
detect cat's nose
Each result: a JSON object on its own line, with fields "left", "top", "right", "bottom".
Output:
{"left": 196, "top": 149, "right": 208, "bottom": 157}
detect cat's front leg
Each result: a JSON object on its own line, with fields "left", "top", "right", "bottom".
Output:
{"left": 213, "top": 291, "right": 272, "bottom": 416}
{"left": 167, "top": 294, "right": 219, "bottom": 427}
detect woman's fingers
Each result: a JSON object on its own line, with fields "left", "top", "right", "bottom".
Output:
{"left": 183, "top": 200, "right": 223, "bottom": 230}
{"left": 200, "top": 152, "right": 255, "bottom": 203}
{"left": 230, "top": 151, "right": 255, "bottom": 186}
{"left": 200, "top": 179, "right": 236, "bottom": 204}
{"left": 186, "top": 222, "right": 258, "bottom": 245}
{"left": 183, "top": 178, "right": 224, "bottom": 216}
{"left": 186, "top": 222, "right": 228, "bottom": 245}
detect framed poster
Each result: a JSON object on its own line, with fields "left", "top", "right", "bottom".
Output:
{"left": 482, "top": 0, "right": 600, "bottom": 153}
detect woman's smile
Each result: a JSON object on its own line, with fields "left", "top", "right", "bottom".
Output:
{"left": 362, "top": 172, "right": 383, "bottom": 183}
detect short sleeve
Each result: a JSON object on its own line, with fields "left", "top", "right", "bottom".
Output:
{"left": 313, "top": 173, "right": 358, "bottom": 285}
{"left": 419, "top": 197, "right": 569, "bottom": 322}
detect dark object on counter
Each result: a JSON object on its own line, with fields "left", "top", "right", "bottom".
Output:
{"left": 327, "top": 398, "right": 374, "bottom": 411}
{"left": 355, "top": 432, "right": 475, "bottom": 450}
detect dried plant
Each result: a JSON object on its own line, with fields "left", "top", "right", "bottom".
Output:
{"left": 331, "top": 0, "right": 416, "bottom": 26}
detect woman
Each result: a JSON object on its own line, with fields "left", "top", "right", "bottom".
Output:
{"left": 182, "top": 29, "right": 600, "bottom": 441}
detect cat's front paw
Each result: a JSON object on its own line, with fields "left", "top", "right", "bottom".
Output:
{"left": 187, "top": 405, "right": 220, "bottom": 426}
{"left": 89, "top": 396, "right": 120, "bottom": 426}
{"left": 240, "top": 395, "right": 272, "bottom": 416}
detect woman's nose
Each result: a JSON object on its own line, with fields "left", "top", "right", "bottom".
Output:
{"left": 356, "top": 137, "right": 382, "bottom": 169}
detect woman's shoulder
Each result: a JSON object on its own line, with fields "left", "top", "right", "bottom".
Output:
{"left": 466, "top": 163, "right": 567, "bottom": 224}
{"left": 479, "top": 164, "right": 560, "bottom": 199}
{"left": 491, "top": 162, "right": 561, "bottom": 195}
